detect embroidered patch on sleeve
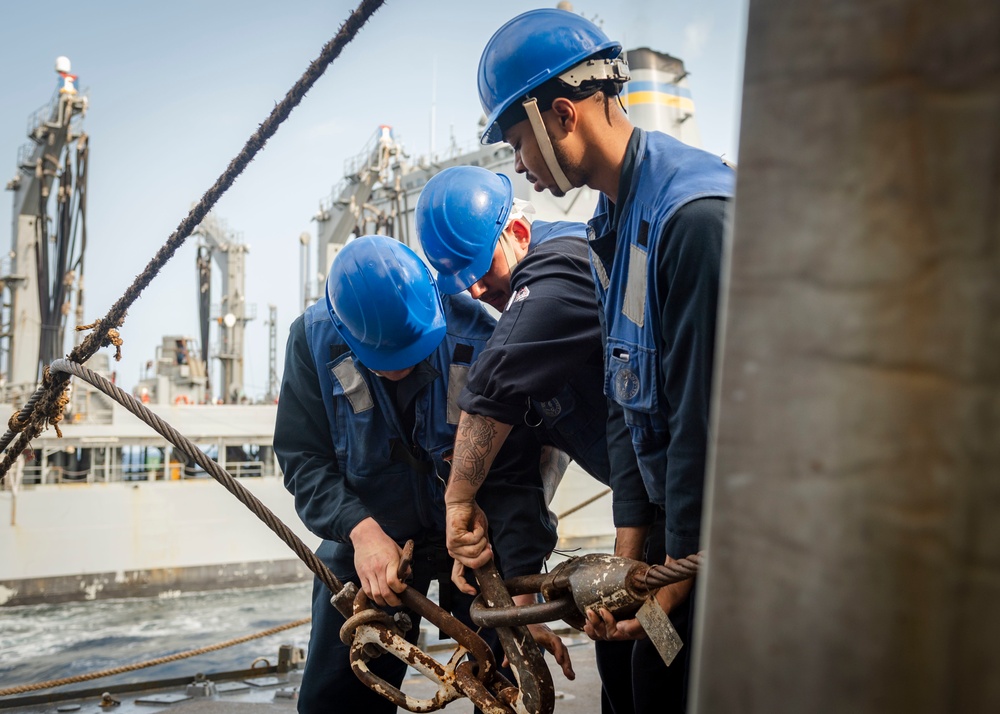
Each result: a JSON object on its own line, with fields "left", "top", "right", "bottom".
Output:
{"left": 505, "top": 286, "right": 530, "bottom": 311}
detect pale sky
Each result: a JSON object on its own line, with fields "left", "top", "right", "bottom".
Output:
{"left": 0, "top": 0, "right": 748, "bottom": 400}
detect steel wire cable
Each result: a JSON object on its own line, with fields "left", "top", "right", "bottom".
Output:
{"left": 0, "top": 0, "right": 386, "bottom": 483}
{"left": 642, "top": 553, "right": 704, "bottom": 590}
{"left": 48, "top": 358, "right": 343, "bottom": 597}
{"left": 23, "top": 358, "right": 524, "bottom": 713}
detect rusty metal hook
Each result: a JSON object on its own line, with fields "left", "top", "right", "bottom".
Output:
{"left": 344, "top": 586, "right": 517, "bottom": 713}
{"left": 336, "top": 538, "right": 516, "bottom": 712}
{"left": 474, "top": 560, "right": 555, "bottom": 714}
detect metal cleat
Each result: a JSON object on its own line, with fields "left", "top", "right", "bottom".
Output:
{"left": 185, "top": 673, "right": 218, "bottom": 697}
{"left": 277, "top": 643, "right": 306, "bottom": 672}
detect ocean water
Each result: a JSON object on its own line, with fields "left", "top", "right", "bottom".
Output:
{"left": 0, "top": 464, "right": 615, "bottom": 697}
{"left": 0, "top": 582, "right": 313, "bottom": 694}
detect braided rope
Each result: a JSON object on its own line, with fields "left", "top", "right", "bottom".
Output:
{"left": 48, "top": 359, "right": 342, "bottom": 596}
{"left": 0, "top": 0, "right": 386, "bottom": 483}
{"left": 0, "top": 617, "right": 310, "bottom": 697}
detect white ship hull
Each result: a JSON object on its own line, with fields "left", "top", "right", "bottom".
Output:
{"left": 0, "top": 474, "right": 316, "bottom": 607}
{"left": 0, "top": 401, "right": 324, "bottom": 607}
{"left": 0, "top": 399, "right": 613, "bottom": 608}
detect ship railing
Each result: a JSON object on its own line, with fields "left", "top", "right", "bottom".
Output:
{"left": 318, "top": 126, "right": 405, "bottom": 216}
{"left": 16, "top": 142, "right": 39, "bottom": 172}
{"left": 24, "top": 92, "right": 58, "bottom": 140}
{"left": 343, "top": 125, "right": 392, "bottom": 178}
{"left": 15, "top": 456, "right": 273, "bottom": 486}
{"left": 208, "top": 301, "right": 258, "bottom": 322}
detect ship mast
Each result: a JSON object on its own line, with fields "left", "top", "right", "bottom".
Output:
{"left": 193, "top": 213, "right": 252, "bottom": 403}
{"left": 2, "top": 57, "right": 89, "bottom": 404}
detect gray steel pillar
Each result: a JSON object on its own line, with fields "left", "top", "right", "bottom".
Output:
{"left": 693, "top": 2, "right": 1000, "bottom": 712}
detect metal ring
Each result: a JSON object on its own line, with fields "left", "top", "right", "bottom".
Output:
{"left": 339, "top": 608, "right": 397, "bottom": 646}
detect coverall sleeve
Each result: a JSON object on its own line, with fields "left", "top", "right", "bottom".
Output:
{"left": 605, "top": 398, "right": 657, "bottom": 528}
{"left": 274, "top": 316, "right": 371, "bottom": 543}
{"left": 655, "top": 198, "right": 729, "bottom": 559}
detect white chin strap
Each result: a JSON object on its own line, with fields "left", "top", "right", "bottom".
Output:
{"left": 498, "top": 231, "right": 520, "bottom": 273}
{"left": 522, "top": 97, "right": 574, "bottom": 195}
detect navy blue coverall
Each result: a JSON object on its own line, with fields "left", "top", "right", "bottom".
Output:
{"left": 275, "top": 292, "right": 555, "bottom": 713}
{"left": 588, "top": 128, "right": 734, "bottom": 712}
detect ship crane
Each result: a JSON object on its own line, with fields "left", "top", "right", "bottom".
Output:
{"left": 306, "top": 125, "right": 405, "bottom": 307}
{"left": 193, "top": 213, "right": 253, "bottom": 403}
{"left": 1, "top": 57, "right": 89, "bottom": 403}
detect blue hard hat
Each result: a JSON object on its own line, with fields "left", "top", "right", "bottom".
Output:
{"left": 326, "top": 236, "right": 447, "bottom": 372}
{"left": 478, "top": 8, "right": 621, "bottom": 145}
{"left": 416, "top": 166, "right": 513, "bottom": 294}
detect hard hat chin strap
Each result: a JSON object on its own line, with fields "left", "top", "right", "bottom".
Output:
{"left": 498, "top": 231, "right": 520, "bottom": 274}
{"left": 522, "top": 97, "right": 574, "bottom": 195}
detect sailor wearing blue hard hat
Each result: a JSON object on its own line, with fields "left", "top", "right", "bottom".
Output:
{"left": 477, "top": 7, "right": 630, "bottom": 196}
{"left": 450, "top": 8, "right": 738, "bottom": 714}
{"left": 418, "top": 165, "right": 656, "bottom": 714}
{"left": 274, "top": 235, "right": 567, "bottom": 712}
{"left": 416, "top": 164, "right": 652, "bottom": 530}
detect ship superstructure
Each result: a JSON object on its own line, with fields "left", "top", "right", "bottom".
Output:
{"left": 0, "top": 61, "right": 316, "bottom": 608}
{"left": 2, "top": 57, "right": 89, "bottom": 406}
{"left": 305, "top": 47, "right": 699, "bottom": 302}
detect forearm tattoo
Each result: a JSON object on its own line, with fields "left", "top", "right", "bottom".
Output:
{"left": 452, "top": 414, "right": 499, "bottom": 488}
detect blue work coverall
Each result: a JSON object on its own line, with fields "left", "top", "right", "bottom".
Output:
{"left": 275, "top": 292, "right": 555, "bottom": 713}
{"left": 588, "top": 128, "right": 734, "bottom": 712}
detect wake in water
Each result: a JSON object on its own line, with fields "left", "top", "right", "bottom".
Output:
{"left": 0, "top": 582, "right": 312, "bottom": 692}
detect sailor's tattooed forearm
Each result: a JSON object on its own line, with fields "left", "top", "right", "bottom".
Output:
{"left": 452, "top": 414, "right": 498, "bottom": 487}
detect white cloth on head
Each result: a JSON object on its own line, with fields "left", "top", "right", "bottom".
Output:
{"left": 507, "top": 198, "right": 536, "bottom": 227}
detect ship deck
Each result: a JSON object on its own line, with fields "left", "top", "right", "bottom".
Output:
{"left": 0, "top": 632, "right": 605, "bottom": 714}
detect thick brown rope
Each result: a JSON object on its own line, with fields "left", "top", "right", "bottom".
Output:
{"left": 0, "top": 0, "right": 386, "bottom": 482}
{"left": 76, "top": 320, "right": 123, "bottom": 361}
{"left": 0, "top": 617, "right": 310, "bottom": 697}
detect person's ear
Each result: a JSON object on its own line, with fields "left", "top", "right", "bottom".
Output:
{"left": 509, "top": 218, "right": 532, "bottom": 250}
{"left": 549, "top": 97, "right": 578, "bottom": 136}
